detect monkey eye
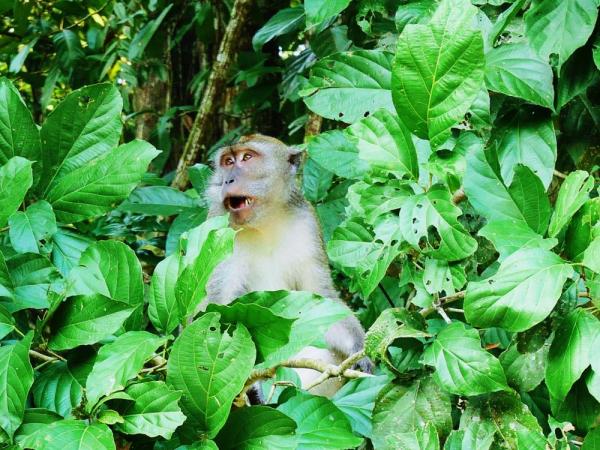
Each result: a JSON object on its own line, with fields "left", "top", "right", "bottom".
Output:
{"left": 224, "top": 157, "right": 235, "bottom": 166}
{"left": 242, "top": 153, "right": 253, "bottom": 161}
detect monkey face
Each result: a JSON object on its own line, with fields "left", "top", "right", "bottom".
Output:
{"left": 208, "top": 135, "right": 301, "bottom": 227}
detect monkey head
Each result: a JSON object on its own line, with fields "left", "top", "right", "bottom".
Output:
{"left": 207, "top": 134, "right": 303, "bottom": 227}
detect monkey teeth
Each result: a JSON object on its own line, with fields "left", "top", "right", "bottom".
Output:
{"left": 225, "top": 196, "right": 254, "bottom": 211}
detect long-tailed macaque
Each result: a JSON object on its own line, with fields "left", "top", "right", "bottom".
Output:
{"left": 206, "top": 134, "right": 366, "bottom": 395}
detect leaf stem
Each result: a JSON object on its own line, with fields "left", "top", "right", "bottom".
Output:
{"left": 420, "top": 290, "right": 466, "bottom": 317}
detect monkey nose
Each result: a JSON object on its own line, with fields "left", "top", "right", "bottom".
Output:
{"left": 225, "top": 178, "right": 235, "bottom": 185}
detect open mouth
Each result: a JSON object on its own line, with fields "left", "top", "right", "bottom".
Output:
{"left": 224, "top": 195, "right": 254, "bottom": 211}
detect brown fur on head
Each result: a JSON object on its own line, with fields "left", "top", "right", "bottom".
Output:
{"left": 206, "top": 134, "right": 304, "bottom": 228}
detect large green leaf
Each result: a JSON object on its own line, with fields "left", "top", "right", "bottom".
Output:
{"left": 583, "top": 427, "right": 600, "bottom": 449}
{"left": 484, "top": 43, "right": 555, "bottom": 109}
{"left": 331, "top": 375, "right": 389, "bottom": 438}
{"left": 583, "top": 237, "right": 600, "bottom": 273}
{"left": 391, "top": 0, "right": 484, "bottom": 148}
{"left": 1, "top": 253, "right": 62, "bottom": 312}
{"left": 375, "top": 422, "right": 440, "bottom": 450}
{"left": 128, "top": 5, "right": 173, "bottom": 60}
{"left": 459, "top": 391, "right": 546, "bottom": 449}
{"left": 115, "top": 381, "right": 186, "bottom": 439}
{"left": 479, "top": 220, "right": 557, "bottom": 262}
{"left": 0, "top": 78, "right": 40, "bottom": 171}
{"left": 215, "top": 406, "right": 297, "bottom": 450}
{"left": 372, "top": 376, "right": 452, "bottom": 448}
{"left": 206, "top": 302, "right": 295, "bottom": 363}
{"left": 0, "top": 157, "right": 33, "bottom": 227}
{"left": 546, "top": 309, "right": 600, "bottom": 401}
{"left": 8, "top": 200, "right": 57, "bottom": 255}
{"left": 346, "top": 180, "right": 412, "bottom": 225}
{"left": 175, "top": 228, "right": 235, "bottom": 319}
{"left": 306, "top": 130, "right": 368, "bottom": 179}
{"left": 499, "top": 339, "right": 550, "bottom": 392}
{"left": 51, "top": 228, "right": 93, "bottom": 276}
{"left": 166, "top": 313, "right": 256, "bottom": 439}
{"left": 305, "top": 0, "right": 351, "bottom": 27}
{"left": 492, "top": 110, "right": 557, "bottom": 189}
{"left": 119, "top": 186, "right": 197, "bottom": 216}
{"left": 20, "top": 420, "right": 115, "bottom": 450}
{"left": 422, "top": 322, "right": 508, "bottom": 396}
{"left": 548, "top": 170, "right": 594, "bottom": 238}
{"left": 0, "top": 304, "right": 14, "bottom": 340}
{"left": 346, "top": 109, "right": 418, "bottom": 180}
{"left": 48, "top": 294, "right": 134, "bottom": 351}
{"left": 67, "top": 240, "right": 143, "bottom": 329}
{"left": 252, "top": 7, "right": 305, "bottom": 51}
{"left": 148, "top": 253, "right": 184, "bottom": 334}
{"left": 38, "top": 83, "right": 122, "bottom": 196}
{"left": 524, "top": 0, "right": 599, "bottom": 69}
{"left": 464, "top": 145, "right": 551, "bottom": 231}
{"left": 399, "top": 185, "right": 477, "bottom": 261}
{"left": 277, "top": 389, "right": 363, "bottom": 449}
{"left": 32, "top": 361, "right": 83, "bottom": 418}
{"left": 301, "top": 50, "right": 395, "bottom": 124}
{"left": 233, "top": 291, "right": 350, "bottom": 368}
{"left": 465, "top": 248, "right": 572, "bottom": 332}
{"left": 85, "top": 331, "right": 167, "bottom": 408}
{"left": 44, "top": 140, "right": 159, "bottom": 223}
{"left": 0, "top": 333, "right": 33, "bottom": 439}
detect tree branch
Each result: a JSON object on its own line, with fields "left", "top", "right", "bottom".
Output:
{"left": 171, "top": 0, "right": 254, "bottom": 190}
{"left": 420, "top": 290, "right": 466, "bottom": 317}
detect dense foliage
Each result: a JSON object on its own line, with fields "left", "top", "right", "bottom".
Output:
{"left": 0, "top": 0, "right": 599, "bottom": 449}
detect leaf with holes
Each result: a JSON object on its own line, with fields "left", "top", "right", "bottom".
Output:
{"left": 399, "top": 185, "right": 477, "bottom": 261}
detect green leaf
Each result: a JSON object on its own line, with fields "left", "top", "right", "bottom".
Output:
{"left": 460, "top": 391, "right": 546, "bottom": 450}
{"left": 0, "top": 333, "right": 33, "bottom": 439}
{"left": 48, "top": 294, "right": 134, "bottom": 351}
{"left": 148, "top": 253, "right": 184, "bottom": 334}
{"left": 215, "top": 406, "right": 297, "bottom": 449}
{"left": 119, "top": 186, "right": 197, "bottom": 216}
{"left": 1, "top": 253, "right": 62, "bottom": 312}
{"left": 175, "top": 227, "right": 235, "bottom": 319}
{"left": 548, "top": 170, "right": 594, "bottom": 238}
{"left": 53, "top": 30, "right": 84, "bottom": 68}
{"left": 45, "top": 140, "right": 160, "bottom": 223}
{"left": 557, "top": 46, "right": 600, "bottom": 110}
{"left": 484, "top": 43, "right": 555, "bottom": 109}
{"left": 399, "top": 185, "right": 478, "bottom": 261}
{"left": 305, "top": 0, "right": 351, "bottom": 27}
{"left": 67, "top": 240, "right": 143, "bottom": 329}
{"left": 277, "top": 389, "right": 363, "bottom": 449}
{"left": 128, "top": 5, "right": 173, "bottom": 60}
{"left": 233, "top": 291, "right": 350, "bottom": 368}
{"left": 546, "top": 308, "right": 600, "bottom": 401}
{"left": 331, "top": 375, "right": 389, "bottom": 438}
{"left": 13, "top": 408, "right": 62, "bottom": 444}
{"left": 346, "top": 180, "right": 412, "bottom": 225}
{"left": 32, "top": 361, "right": 83, "bottom": 418}
{"left": 115, "top": 381, "right": 186, "bottom": 439}
{"left": 38, "top": 83, "right": 122, "bottom": 196}
{"left": 492, "top": 110, "right": 557, "bottom": 189}
{"left": 524, "top": 0, "right": 599, "bottom": 69}
{"left": 583, "top": 426, "right": 600, "bottom": 450}
{"left": 166, "top": 313, "right": 256, "bottom": 439}
{"left": 0, "top": 78, "right": 41, "bottom": 171}
{"left": 206, "top": 302, "right": 295, "bottom": 363}
{"left": 252, "top": 7, "right": 305, "bottom": 51}
{"left": 302, "top": 158, "right": 333, "bottom": 203}
{"left": 8, "top": 201, "right": 57, "bottom": 255}
{"left": 583, "top": 237, "right": 600, "bottom": 273}
{"left": 165, "top": 208, "right": 209, "bottom": 256}
{"left": 464, "top": 145, "right": 550, "bottom": 229}
{"left": 20, "top": 420, "right": 115, "bottom": 450}
{"left": 376, "top": 422, "right": 440, "bottom": 450}
{"left": 0, "top": 304, "right": 14, "bottom": 340}
{"left": 488, "top": 0, "right": 527, "bottom": 47}
{"left": 394, "top": 0, "right": 436, "bottom": 32}
{"left": 551, "top": 376, "right": 600, "bottom": 432}
{"left": 346, "top": 109, "right": 419, "bottom": 180}
{"left": 8, "top": 38, "right": 38, "bottom": 74}
{"left": 301, "top": 50, "right": 395, "bottom": 124}
{"left": 499, "top": 339, "right": 550, "bottom": 392}
{"left": 391, "top": 0, "right": 485, "bottom": 148}
{"left": 564, "top": 198, "right": 599, "bottom": 262}
{"left": 423, "top": 321, "right": 508, "bottom": 396}
{"left": 372, "top": 376, "right": 452, "bottom": 448}
{"left": 306, "top": 130, "right": 368, "bottom": 179}
{"left": 85, "top": 332, "right": 167, "bottom": 409}
{"left": 0, "top": 157, "right": 33, "bottom": 227}
{"left": 51, "top": 228, "right": 93, "bottom": 276}
{"left": 479, "top": 220, "right": 557, "bottom": 262}
{"left": 465, "top": 248, "right": 572, "bottom": 332}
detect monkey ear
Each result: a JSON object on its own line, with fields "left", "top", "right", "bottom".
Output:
{"left": 288, "top": 147, "right": 304, "bottom": 174}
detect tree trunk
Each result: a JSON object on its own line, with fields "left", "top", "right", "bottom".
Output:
{"left": 171, "top": 0, "right": 253, "bottom": 190}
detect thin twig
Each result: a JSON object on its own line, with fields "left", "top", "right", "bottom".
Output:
{"left": 29, "top": 350, "right": 57, "bottom": 363}
{"left": 421, "top": 291, "right": 466, "bottom": 317}
{"left": 379, "top": 284, "right": 395, "bottom": 308}
{"left": 553, "top": 169, "right": 567, "bottom": 179}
